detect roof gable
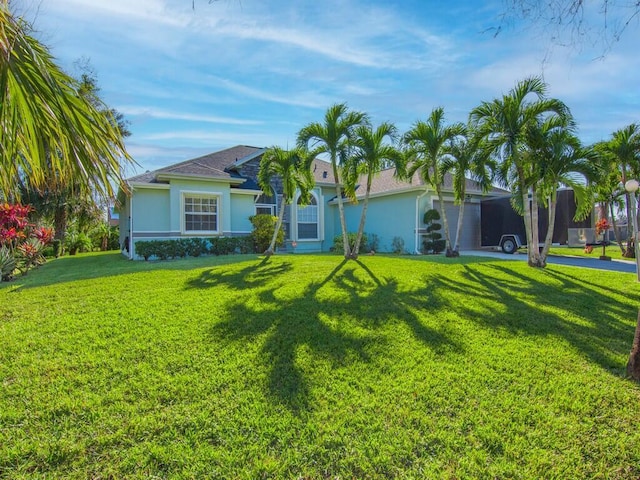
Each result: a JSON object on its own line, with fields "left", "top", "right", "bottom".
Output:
{"left": 127, "top": 145, "right": 263, "bottom": 185}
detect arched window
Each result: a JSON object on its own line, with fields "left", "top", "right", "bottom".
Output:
{"left": 297, "top": 194, "right": 318, "bottom": 240}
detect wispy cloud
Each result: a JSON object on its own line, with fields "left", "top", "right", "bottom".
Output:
{"left": 118, "top": 106, "right": 263, "bottom": 125}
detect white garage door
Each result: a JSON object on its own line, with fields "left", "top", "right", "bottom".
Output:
{"left": 436, "top": 202, "right": 481, "bottom": 250}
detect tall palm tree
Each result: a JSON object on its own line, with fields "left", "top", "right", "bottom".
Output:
{"left": 297, "top": 103, "right": 369, "bottom": 259}
{"left": 442, "top": 127, "right": 494, "bottom": 255}
{"left": 0, "top": 4, "right": 133, "bottom": 200}
{"left": 470, "top": 76, "right": 571, "bottom": 267}
{"left": 258, "top": 146, "right": 315, "bottom": 256}
{"left": 403, "top": 107, "right": 465, "bottom": 257}
{"left": 603, "top": 124, "right": 640, "bottom": 256}
{"left": 344, "top": 122, "right": 402, "bottom": 259}
{"left": 530, "top": 122, "right": 599, "bottom": 260}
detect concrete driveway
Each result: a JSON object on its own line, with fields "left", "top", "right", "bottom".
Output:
{"left": 461, "top": 249, "right": 638, "bottom": 274}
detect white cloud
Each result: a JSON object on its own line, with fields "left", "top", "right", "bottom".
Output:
{"left": 118, "top": 106, "right": 263, "bottom": 125}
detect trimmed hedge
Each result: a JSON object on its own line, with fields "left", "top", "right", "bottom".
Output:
{"left": 134, "top": 237, "right": 255, "bottom": 261}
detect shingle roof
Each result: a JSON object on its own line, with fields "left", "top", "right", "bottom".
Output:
{"left": 127, "top": 145, "right": 508, "bottom": 197}
{"left": 352, "top": 168, "right": 508, "bottom": 198}
{"left": 127, "top": 145, "right": 263, "bottom": 184}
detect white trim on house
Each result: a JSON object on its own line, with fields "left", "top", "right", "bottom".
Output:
{"left": 231, "top": 188, "right": 262, "bottom": 195}
{"left": 157, "top": 172, "right": 246, "bottom": 185}
{"left": 129, "top": 182, "right": 170, "bottom": 190}
{"left": 180, "top": 191, "right": 223, "bottom": 235}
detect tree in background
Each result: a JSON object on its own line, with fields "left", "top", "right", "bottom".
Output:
{"left": 344, "top": 122, "right": 403, "bottom": 259}
{"left": 258, "top": 146, "right": 315, "bottom": 256}
{"left": 471, "top": 76, "right": 571, "bottom": 267}
{"left": 0, "top": 4, "right": 133, "bottom": 200}
{"left": 601, "top": 124, "right": 640, "bottom": 257}
{"left": 403, "top": 107, "right": 465, "bottom": 257}
{"left": 297, "top": 103, "right": 369, "bottom": 259}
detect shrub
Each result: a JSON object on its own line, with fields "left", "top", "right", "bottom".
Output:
{"left": 0, "top": 246, "right": 16, "bottom": 282}
{"left": 391, "top": 236, "right": 405, "bottom": 254}
{"left": 332, "top": 232, "right": 369, "bottom": 254}
{"left": 423, "top": 209, "right": 445, "bottom": 254}
{"left": 367, "top": 233, "right": 380, "bottom": 253}
{"left": 65, "top": 231, "right": 93, "bottom": 255}
{"left": 250, "top": 214, "right": 283, "bottom": 253}
{"left": 185, "top": 238, "right": 208, "bottom": 257}
{"left": 0, "top": 204, "right": 53, "bottom": 277}
{"left": 134, "top": 241, "right": 154, "bottom": 261}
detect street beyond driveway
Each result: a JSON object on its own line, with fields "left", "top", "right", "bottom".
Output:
{"left": 462, "top": 250, "right": 638, "bottom": 274}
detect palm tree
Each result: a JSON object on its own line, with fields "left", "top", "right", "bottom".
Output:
{"left": 442, "top": 127, "right": 494, "bottom": 255}
{"left": 344, "top": 122, "right": 402, "bottom": 259}
{"left": 403, "top": 107, "right": 465, "bottom": 257}
{"left": 258, "top": 146, "right": 314, "bottom": 256}
{"left": 297, "top": 103, "right": 369, "bottom": 259}
{"left": 0, "top": 4, "right": 133, "bottom": 200}
{"left": 470, "top": 76, "right": 571, "bottom": 267}
{"left": 530, "top": 122, "right": 599, "bottom": 260}
{"left": 603, "top": 124, "right": 640, "bottom": 257}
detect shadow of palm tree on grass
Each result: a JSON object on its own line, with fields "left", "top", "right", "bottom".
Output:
{"left": 200, "top": 257, "right": 461, "bottom": 412}
{"left": 439, "top": 263, "right": 639, "bottom": 373}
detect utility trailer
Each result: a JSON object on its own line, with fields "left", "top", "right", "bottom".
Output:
{"left": 480, "top": 190, "right": 593, "bottom": 254}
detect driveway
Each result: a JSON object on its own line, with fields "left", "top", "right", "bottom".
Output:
{"left": 461, "top": 249, "right": 638, "bottom": 274}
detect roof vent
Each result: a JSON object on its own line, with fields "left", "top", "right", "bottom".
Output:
{"left": 323, "top": 171, "right": 328, "bottom": 179}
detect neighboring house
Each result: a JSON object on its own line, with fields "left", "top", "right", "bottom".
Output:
{"left": 119, "top": 145, "right": 505, "bottom": 259}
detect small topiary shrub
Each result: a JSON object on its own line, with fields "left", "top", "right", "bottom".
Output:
{"left": 423, "top": 209, "right": 446, "bottom": 254}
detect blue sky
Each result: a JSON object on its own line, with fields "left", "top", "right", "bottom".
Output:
{"left": 23, "top": 0, "right": 640, "bottom": 176}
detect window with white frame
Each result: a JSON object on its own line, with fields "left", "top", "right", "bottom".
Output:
{"left": 297, "top": 194, "right": 318, "bottom": 239}
{"left": 183, "top": 194, "right": 219, "bottom": 233}
{"left": 255, "top": 192, "right": 276, "bottom": 216}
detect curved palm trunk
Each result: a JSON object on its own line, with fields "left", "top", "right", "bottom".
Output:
{"left": 540, "top": 191, "right": 557, "bottom": 260}
{"left": 265, "top": 195, "right": 287, "bottom": 256}
{"left": 436, "top": 187, "right": 454, "bottom": 257}
{"left": 331, "top": 159, "right": 351, "bottom": 259}
{"left": 351, "top": 179, "right": 372, "bottom": 259}
{"left": 627, "top": 308, "right": 640, "bottom": 381}
{"left": 453, "top": 200, "right": 465, "bottom": 255}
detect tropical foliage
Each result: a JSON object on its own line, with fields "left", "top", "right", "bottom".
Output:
{"left": 0, "top": 4, "right": 133, "bottom": 200}
{"left": 297, "top": 103, "right": 369, "bottom": 258}
{"left": 258, "top": 146, "right": 314, "bottom": 255}
{"left": 403, "top": 107, "right": 465, "bottom": 257}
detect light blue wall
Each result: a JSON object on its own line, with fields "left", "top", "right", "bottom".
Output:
{"left": 340, "top": 190, "right": 435, "bottom": 253}
{"left": 133, "top": 187, "right": 171, "bottom": 232}
{"left": 230, "top": 193, "right": 256, "bottom": 234}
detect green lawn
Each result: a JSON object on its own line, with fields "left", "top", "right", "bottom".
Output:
{"left": 1, "top": 252, "right": 640, "bottom": 479}
{"left": 548, "top": 245, "right": 629, "bottom": 261}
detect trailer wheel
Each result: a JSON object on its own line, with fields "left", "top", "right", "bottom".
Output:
{"left": 501, "top": 237, "right": 517, "bottom": 254}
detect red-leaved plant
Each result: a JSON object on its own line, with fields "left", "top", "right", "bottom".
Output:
{"left": 0, "top": 204, "right": 53, "bottom": 280}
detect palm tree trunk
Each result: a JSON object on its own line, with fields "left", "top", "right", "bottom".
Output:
{"left": 437, "top": 188, "right": 454, "bottom": 257}
{"left": 352, "top": 180, "right": 372, "bottom": 259}
{"left": 330, "top": 159, "right": 351, "bottom": 259}
{"left": 627, "top": 308, "right": 640, "bottom": 381}
{"left": 540, "top": 191, "right": 557, "bottom": 261}
{"left": 529, "top": 188, "right": 544, "bottom": 267}
{"left": 609, "top": 203, "right": 625, "bottom": 254}
{"left": 453, "top": 200, "right": 465, "bottom": 255}
{"left": 266, "top": 195, "right": 287, "bottom": 256}
{"left": 521, "top": 184, "right": 535, "bottom": 265}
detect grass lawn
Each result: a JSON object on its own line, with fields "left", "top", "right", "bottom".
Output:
{"left": 548, "top": 245, "right": 629, "bottom": 261}
{"left": 1, "top": 252, "right": 640, "bottom": 479}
